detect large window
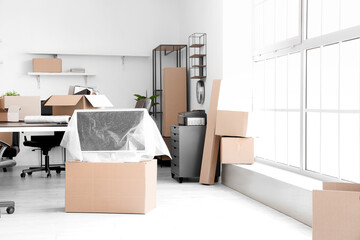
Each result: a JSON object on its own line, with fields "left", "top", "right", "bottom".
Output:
{"left": 253, "top": 0, "right": 360, "bottom": 182}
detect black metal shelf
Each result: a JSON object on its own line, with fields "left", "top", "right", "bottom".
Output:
{"left": 152, "top": 44, "right": 188, "bottom": 134}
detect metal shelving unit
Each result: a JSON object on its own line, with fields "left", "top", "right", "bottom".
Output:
{"left": 152, "top": 44, "right": 188, "bottom": 133}
{"left": 188, "top": 33, "right": 207, "bottom": 104}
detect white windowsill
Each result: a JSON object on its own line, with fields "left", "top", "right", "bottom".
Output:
{"left": 231, "top": 162, "right": 323, "bottom": 191}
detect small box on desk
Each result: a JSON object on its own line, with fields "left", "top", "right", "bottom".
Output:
{"left": 313, "top": 182, "right": 360, "bottom": 240}
{"left": 220, "top": 137, "right": 254, "bottom": 164}
{"left": 0, "top": 96, "right": 41, "bottom": 121}
{"left": 65, "top": 160, "right": 157, "bottom": 214}
{"left": 215, "top": 110, "right": 248, "bottom": 137}
{"left": 44, "top": 95, "right": 113, "bottom": 116}
{"left": 33, "top": 58, "right": 62, "bottom": 73}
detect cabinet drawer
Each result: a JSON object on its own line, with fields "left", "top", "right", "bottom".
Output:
{"left": 171, "top": 138, "right": 179, "bottom": 147}
{"left": 171, "top": 145, "right": 179, "bottom": 157}
{"left": 171, "top": 125, "right": 179, "bottom": 134}
{"left": 171, "top": 131, "right": 179, "bottom": 140}
{"left": 171, "top": 161, "right": 179, "bottom": 174}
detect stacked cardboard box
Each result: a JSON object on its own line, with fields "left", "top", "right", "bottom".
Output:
{"left": 215, "top": 110, "right": 254, "bottom": 164}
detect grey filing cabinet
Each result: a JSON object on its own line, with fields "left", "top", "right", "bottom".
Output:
{"left": 170, "top": 125, "right": 206, "bottom": 183}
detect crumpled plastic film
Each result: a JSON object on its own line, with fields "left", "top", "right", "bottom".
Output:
{"left": 60, "top": 109, "right": 171, "bottom": 162}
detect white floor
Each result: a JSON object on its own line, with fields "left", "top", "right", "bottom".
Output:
{"left": 0, "top": 164, "right": 311, "bottom": 240}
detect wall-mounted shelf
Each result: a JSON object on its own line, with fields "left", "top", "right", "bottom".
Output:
{"left": 28, "top": 72, "right": 96, "bottom": 89}
{"left": 189, "top": 54, "right": 206, "bottom": 58}
{"left": 27, "top": 51, "right": 150, "bottom": 58}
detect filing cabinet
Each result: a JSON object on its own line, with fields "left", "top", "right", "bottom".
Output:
{"left": 170, "top": 125, "right": 206, "bottom": 183}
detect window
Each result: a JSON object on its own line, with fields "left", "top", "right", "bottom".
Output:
{"left": 253, "top": 0, "right": 360, "bottom": 182}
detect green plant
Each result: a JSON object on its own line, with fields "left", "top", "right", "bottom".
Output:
{"left": 134, "top": 93, "right": 160, "bottom": 107}
{"left": 4, "top": 90, "right": 20, "bottom": 96}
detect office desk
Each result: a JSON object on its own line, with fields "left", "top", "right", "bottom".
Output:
{"left": 0, "top": 122, "right": 68, "bottom": 132}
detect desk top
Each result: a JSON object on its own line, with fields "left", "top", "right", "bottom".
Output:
{"left": 0, "top": 122, "right": 68, "bottom": 132}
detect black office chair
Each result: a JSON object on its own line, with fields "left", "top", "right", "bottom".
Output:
{"left": 0, "top": 133, "right": 20, "bottom": 215}
{"left": 20, "top": 131, "right": 65, "bottom": 178}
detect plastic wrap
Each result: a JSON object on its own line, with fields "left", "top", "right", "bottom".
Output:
{"left": 60, "top": 109, "right": 171, "bottom": 162}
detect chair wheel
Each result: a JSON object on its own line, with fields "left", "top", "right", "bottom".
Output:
{"left": 6, "top": 206, "right": 15, "bottom": 214}
{"left": 47, "top": 173, "right": 51, "bottom": 178}
{"left": 20, "top": 173, "right": 26, "bottom": 178}
{"left": 56, "top": 169, "right": 61, "bottom": 174}
{"left": 27, "top": 172, "right": 32, "bottom": 176}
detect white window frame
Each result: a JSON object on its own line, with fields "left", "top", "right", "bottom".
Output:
{"left": 253, "top": 0, "right": 360, "bottom": 182}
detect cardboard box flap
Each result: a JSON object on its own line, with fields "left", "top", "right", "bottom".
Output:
{"left": 85, "top": 95, "right": 113, "bottom": 108}
{"left": 323, "top": 182, "right": 360, "bottom": 192}
{"left": 44, "top": 95, "right": 83, "bottom": 106}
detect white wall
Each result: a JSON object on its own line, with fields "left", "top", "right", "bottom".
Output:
{"left": 178, "top": 0, "right": 223, "bottom": 112}
{"left": 219, "top": 0, "right": 253, "bottom": 112}
{"left": 0, "top": 0, "right": 181, "bottom": 166}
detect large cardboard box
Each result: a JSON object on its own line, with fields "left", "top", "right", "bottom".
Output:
{"left": 313, "top": 182, "right": 360, "bottom": 240}
{"left": 215, "top": 110, "right": 248, "bottom": 137}
{"left": 162, "top": 67, "right": 187, "bottom": 137}
{"left": 33, "top": 58, "right": 62, "bottom": 73}
{"left": 0, "top": 96, "right": 41, "bottom": 121}
{"left": 65, "top": 160, "right": 157, "bottom": 214}
{"left": 44, "top": 95, "right": 113, "bottom": 116}
{"left": 200, "top": 79, "right": 221, "bottom": 185}
{"left": 221, "top": 137, "right": 254, "bottom": 164}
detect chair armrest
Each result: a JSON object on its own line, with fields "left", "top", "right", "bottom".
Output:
{"left": 0, "top": 141, "right": 10, "bottom": 158}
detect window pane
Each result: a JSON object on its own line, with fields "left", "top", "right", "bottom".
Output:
{"left": 254, "top": 112, "right": 266, "bottom": 158}
{"left": 340, "top": 39, "right": 360, "bottom": 110}
{"left": 322, "top": 0, "right": 340, "bottom": 35}
{"left": 253, "top": 61, "right": 265, "bottom": 110}
{"left": 255, "top": 4, "right": 264, "bottom": 50}
{"left": 263, "top": 111, "right": 275, "bottom": 161}
{"left": 340, "top": 0, "right": 360, "bottom": 30}
{"left": 287, "top": 0, "right": 299, "bottom": 38}
{"left": 263, "top": 0, "right": 275, "bottom": 46}
{"left": 288, "top": 112, "right": 300, "bottom": 167}
{"left": 275, "top": 56, "right": 287, "bottom": 109}
{"left": 306, "top": 112, "right": 321, "bottom": 173}
{"left": 288, "top": 52, "right": 301, "bottom": 109}
{"left": 265, "top": 59, "right": 276, "bottom": 109}
{"left": 340, "top": 114, "right": 360, "bottom": 182}
{"left": 275, "top": 0, "right": 287, "bottom": 42}
{"left": 307, "top": 0, "right": 322, "bottom": 38}
{"left": 307, "top": 48, "right": 321, "bottom": 109}
{"left": 321, "top": 44, "right": 339, "bottom": 110}
{"left": 321, "top": 113, "right": 339, "bottom": 177}
{"left": 275, "top": 111, "right": 287, "bottom": 164}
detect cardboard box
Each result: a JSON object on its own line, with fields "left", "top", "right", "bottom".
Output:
{"left": 215, "top": 110, "right": 248, "bottom": 137}
{"left": 44, "top": 95, "right": 113, "bottom": 116}
{"left": 221, "top": 137, "right": 254, "bottom": 164}
{"left": 200, "top": 79, "right": 221, "bottom": 185}
{"left": 0, "top": 132, "right": 12, "bottom": 145}
{"left": 33, "top": 58, "right": 62, "bottom": 73}
{"left": 313, "top": 182, "right": 360, "bottom": 240}
{"left": 65, "top": 160, "right": 157, "bottom": 214}
{"left": 0, "top": 96, "right": 41, "bottom": 121}
{"left": 162, "top": 67, "right": 187, "bottom": 137}
{"left": 0, "top": 106, "right": 20, "bottom": 122}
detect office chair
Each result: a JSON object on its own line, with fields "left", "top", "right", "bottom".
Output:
{"left": 20, "top": 131, "right": 65, "bottom": 178}
{"left": 0, "top": 133, "right": 20, "bottom": 215}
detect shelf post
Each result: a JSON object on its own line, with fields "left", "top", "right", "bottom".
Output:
{"left": 36, "top": 75, "right": 40, "bottom": 89}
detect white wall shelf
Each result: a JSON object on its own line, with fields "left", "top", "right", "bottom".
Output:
{"left": 28, "top": 72, "right": 96, "bottom": 89}
{"left": 27, "top": 51, "right": 150, "bottom": 58}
